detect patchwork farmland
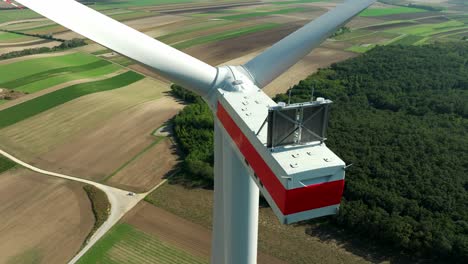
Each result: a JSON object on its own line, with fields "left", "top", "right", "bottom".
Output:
{"left": 0, "top": 0, "right": 466, "bottom": 263}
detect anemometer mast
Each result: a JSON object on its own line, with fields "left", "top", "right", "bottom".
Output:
{"left": 16, "top": 0, "right": 376, "bottom": 263}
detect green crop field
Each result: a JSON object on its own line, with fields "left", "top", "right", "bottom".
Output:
{"left": 173, "top": 23, "right": 279, "bottom": 49}
{"left": 346, "top": 44, "right": 376, "bottom": 53}
{"left": 391, "top": 34, "right": 425, "bottom": 45}
{"left": 359, "top": 7, "right": 426, "bottom": 17}
{"left": 219, "top": 7, "right": 305, "bottom": 20}
{"left": 387, "top": 20, "right": 466, "bottom": 36}
{"left": 0, "top": 71, "right": 143, "bottom": 129}
{"left": 16, "top": 64, "right": 120, "bottom": 93}
{"left": 16, "top": 24, "right": 60, "bottom": 33}
{"left": 0, "top": 9, "right": 41, "bottom": 23}
{"left": 0, "top": 53, "right": 101, "bottom": 84}
{"left": 0, "top": 53, "right": 121, "bottom": 93}
{"left": 0, "top": 31, "right": 29, "bottom": 42}
{"left": 77, "top": 223, "right": 208, "bottom": 264}
{"left": 0, "top": 60, "right": 121, "bottom": 93}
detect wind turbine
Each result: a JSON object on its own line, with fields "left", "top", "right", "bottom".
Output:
{"left": 14, "top": 0, "right": 376, "bottom": 263}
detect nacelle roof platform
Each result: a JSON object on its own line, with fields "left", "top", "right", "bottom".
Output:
{"left": 216, "top": 88, "right": 346, "bottom": 224}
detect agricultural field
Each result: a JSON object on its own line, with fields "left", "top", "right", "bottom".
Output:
{"left": 0, "top": 52, "right": 121, "bottom": 94}
{"left": 76, "top": 223, "right": 208, "bottom": 264}
{"left": 0, "top": 168, "right": 94, "bottom": 264}
{"left": 0, "top": 9, "right": 41, "bottom": 24}
{"left": 0, "top": 71, "right": 143, "bottom": 129}
{"left": 0, "top": 31, "right": 33, "bottom": 43}
{"left": 106, "top": 137, "right": 180, "bottom": 192}
{"left": 359, "top": 6, "right": 426, "bottom": 17}
{"left": 0, "top": 77, "right": 181, "bottom": 183}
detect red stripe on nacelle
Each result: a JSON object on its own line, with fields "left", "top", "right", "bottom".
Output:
{"left": 217, "top": 102, "right": 344, "bottom": 215}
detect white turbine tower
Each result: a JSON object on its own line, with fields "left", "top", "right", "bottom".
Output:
{"left": 15, "top": 0, "right": 376, "bottom": 263}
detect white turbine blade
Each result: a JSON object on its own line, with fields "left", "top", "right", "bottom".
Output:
{"left": 243, "top": 0, "right": 376, "bottom": 88}
{"left": 16, "top": 0, "right": 217, "bottom": 96}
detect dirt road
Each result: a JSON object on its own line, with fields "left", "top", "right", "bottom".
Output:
{"left": 0, "top": 149, "right": 166, "bottom": 264}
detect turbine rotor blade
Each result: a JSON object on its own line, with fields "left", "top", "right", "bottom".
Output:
{"left": 243, "top": 0, "right": 376, "bottom": 88}
{"left": 16, "top": 0, "right": 217, "bottom": 96}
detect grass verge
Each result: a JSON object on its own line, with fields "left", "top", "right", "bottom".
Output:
{"left": 82, "top": 185, "right": 111, "bottom": 245}
{"left": 77, "top": 223, "right": 208, "bottom": 264}
{"left": 0, "top": 71, "right": 144, "bottom": 129}
{"left": 0, "top": 155, "right": 15, "bottom": 173}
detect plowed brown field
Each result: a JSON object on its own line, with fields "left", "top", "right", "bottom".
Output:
{"left": 107, "top": 137, "right": 180, "bottom": 192}
{"left": 0, "top": 168, "right": 93, "bottom": 264}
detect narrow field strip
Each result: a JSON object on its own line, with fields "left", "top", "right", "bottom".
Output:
{"left": 0, "top": 71, "right": 143, "bottom": 129}
{"left": 77, "top": 223, "right": 208, "bottom": 264}
{"left": 173, "top": 23, "right": 279, "bottom": 49}
{"left": 157, "top": 20, "right": 232, "bottom": 43}
{"left": 359, "top": 7, "right": 427, "bottom": 17}
{"left": 219, "top": 7, "right": 305, "bottom": 20}
{"left": 386, "top": 20, "right": 465, "bottom": 36}
{"left": 272, "top": 0, "right": 327, "bottom": 4}
{"left": 391, "top": 34, "right": 425, "bottom": 45}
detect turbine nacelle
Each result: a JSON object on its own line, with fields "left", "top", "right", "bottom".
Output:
{"left": 214, "top": 84, "right": 346, "bottom": 224}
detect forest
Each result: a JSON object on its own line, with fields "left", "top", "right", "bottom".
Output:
{"left": 170, "top": 43, "right": 468, "bottom": 262}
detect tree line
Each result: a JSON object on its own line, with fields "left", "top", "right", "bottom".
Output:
{"left": 0, "top": 38, "right": 87, "bottom": 61}
{"left": 170, "top": 42, "right": 468, "bottom": 262}
{"left": 0, "top": 29, "right": 65, "bottom": 42}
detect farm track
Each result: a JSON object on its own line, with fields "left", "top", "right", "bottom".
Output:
{"left": 0, "top": 149, "right": 169, "bottom": 264}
